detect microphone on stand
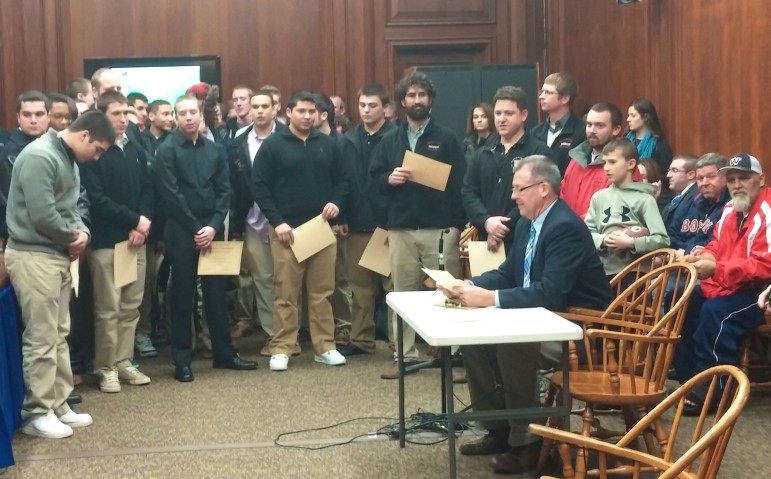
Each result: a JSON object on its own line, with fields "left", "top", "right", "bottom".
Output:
{"left": 438, "top": 228, "right": 450, "bottom": 271}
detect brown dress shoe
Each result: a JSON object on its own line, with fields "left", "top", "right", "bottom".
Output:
{"left": 380, "top": 361, "right": 420, "bottom": 380}
{"left": 292, "top": 343, "right": 301, "bottom": 356}
{"left": 491, "top": 442, "right": 540, "bottom": 475}
{"left": 459, "top": 432, "right": 509, "bottom": 456}
{"left": 231, "top": 323, "right": 250, "bottom": 340}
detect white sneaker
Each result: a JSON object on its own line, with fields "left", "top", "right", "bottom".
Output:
{"left": 58, "top": 409, "right": 93, "bottom": 428}
{"left": 269, "top": 354, "right": 289, "bottom": 371}
{"left": 99, "top": 368, "right": 121, "bottom": 393}
{"left": 315, "top": 349, "right": 347, "bottom": 366}
{"left": 20, "top": 411, "right": 73, "bottom": 439}
{"left": 118, "top": 365, "right": 151, "bottom": 385}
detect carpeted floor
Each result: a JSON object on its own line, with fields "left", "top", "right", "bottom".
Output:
{"left": 3, "top": 335, "right": 770, "bottom": 478}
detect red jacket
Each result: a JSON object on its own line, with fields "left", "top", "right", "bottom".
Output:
{"left": 701, "top": 186, "right": 771, "bottom": 298}
{"left": 560, "top": 161, "right": 609, "bottom": 220}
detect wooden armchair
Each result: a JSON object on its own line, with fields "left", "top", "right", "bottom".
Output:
{"left": 609, "top": 248, "right": 677, "bottom": 297}
{"left": 539, "top": 263, "right": 698, "bottom": 467}
{"left": 739, "top": 309, "right": 771, "bottom": 387}
{"left": 458, "top": 225, "right": 478, "bottom": 280}
{"left": 530, "top": 365, "right": 749, "bottom": 479}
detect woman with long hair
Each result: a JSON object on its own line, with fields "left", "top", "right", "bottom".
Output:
{"left": 463, "top": 102, "right": 495, "bottom": 162}
{"left": 626, "top": 98, "right": 673, "bottom": 173}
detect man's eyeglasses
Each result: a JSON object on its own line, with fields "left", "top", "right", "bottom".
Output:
{"left": 668, "top": 167, "right": 688, "bottom": 174}
{"left": 512, "top": 182, "right": 544, "bottom": 194}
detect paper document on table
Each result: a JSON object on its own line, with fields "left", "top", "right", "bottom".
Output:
{"left": 402, "top": 151, "right": 451, "bottom": 191}
{"left": 290, "top": 215, "right": 336, "bottom": 263}
{"left": 467, "top": 241, "right": 506, "bottom": 276}
{"left": 114, "top": 241, "right": 138, "bottom": 288}
{"left": 421, "top": 267, "right": 467, "bottom": 291}
{"left": 70, "top": 258, "right": 79, "bottom": 297}
{"left": 197, "top": 241, "right": 244, "bottom": 275}
{"left": 358, "top": 227, "right": 390, "bottom": 276}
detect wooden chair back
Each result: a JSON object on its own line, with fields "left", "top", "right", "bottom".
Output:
{"left": 609, "top": 248, "right": 677, "bottom": 297}
{"left": 573, "top": 262, "right": 697, "bottom": 398}
{"left": 458, "top": 225, "right": 478, "bottom": 280}
{"left": 530, "top": 365, "right": 750, "bottom": 479}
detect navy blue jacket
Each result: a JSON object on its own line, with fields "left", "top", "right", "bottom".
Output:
{"left": 530, "top": 113, "right": 586, "bottom": 177}
{"left": 369, "top": 119, "right": 467, "bottom": 230}
{"left": 665, "top": 187, "right": 729, "bottom": 254}
{"left": 339, "top": 121, "right": 397, "bottom": 232}
{"left": 472, "top": 198, "right": 613, "bottom": 311}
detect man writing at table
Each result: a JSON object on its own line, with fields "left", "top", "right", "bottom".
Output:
{"left": 441, "top": 155, "right": 613, "bottom": 475}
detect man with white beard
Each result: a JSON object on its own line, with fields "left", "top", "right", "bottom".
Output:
{"left": 673, "top": 153, "right": 771, "bottom": 415}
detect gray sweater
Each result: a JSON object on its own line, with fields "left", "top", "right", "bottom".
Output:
{"left": 6, "top": 129, "right": 89, "bottom": 256}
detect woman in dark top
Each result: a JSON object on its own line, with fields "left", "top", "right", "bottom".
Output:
{"left": 626, "top": 98, "right": 673, "bottom": 172}
{"left": 639, "top": 157, "right": 673, "bottom": 214}
{"left": 463, "top": 102, "right": 494, "bottom": 163}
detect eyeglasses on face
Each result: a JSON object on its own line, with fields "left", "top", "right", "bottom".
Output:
{"left": 512, "top": 182, "right": 544, "bottom": 194}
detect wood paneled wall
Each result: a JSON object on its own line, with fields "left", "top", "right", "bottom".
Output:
{"left": 0, "top": 0, "right": 542, "bottom": 128}
{"left": 545, "top": 0, "right": 771, "bottom": 169}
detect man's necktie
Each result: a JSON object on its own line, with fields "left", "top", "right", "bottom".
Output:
{"left": 670, "top": 194, "right": 683, "bottom": 209}
{"left": 523, "top": 224, "right": 536, "bottom": 288}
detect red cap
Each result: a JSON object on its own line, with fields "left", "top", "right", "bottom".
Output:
{"left": 186, "top": 82, "right": 211, "bottom": 101}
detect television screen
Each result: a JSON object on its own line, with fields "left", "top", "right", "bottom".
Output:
{"left": 83, "top": 56, "right": 221, "bottom": 104}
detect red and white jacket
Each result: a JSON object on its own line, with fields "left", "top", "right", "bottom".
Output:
{"left": 700, "top": 186, "right": 771, "bottom": 298}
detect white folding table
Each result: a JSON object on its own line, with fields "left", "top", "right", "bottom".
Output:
{"left": 386, "top": 290, "right": 583, "bottom": 479}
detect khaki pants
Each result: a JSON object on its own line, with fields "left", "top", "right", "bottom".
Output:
{"left": 89, "top": 246, "right": 147, "bottom": 372}
{"left": 331, "top": 234, "right": 351, "bottom": 329}
{"left": 346, "top": 232, "right": 393, "bottom": 353}
{"left": 389, "top": 228, "right": 461, "bottom": 360}
{"left": 236, "top": 227, "right": 275, "bottom": 336}
{"left": 269, "top": 227, "right": 336, "bottom": 356}
{"left": 137, "top": 243, "right": 161, "bottom": 335}
{"left": 6, "top": 249, "right": 74, "bottom": 418}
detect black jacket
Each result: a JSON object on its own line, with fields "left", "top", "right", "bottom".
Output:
{"left": 369, "top": 119, "right": 467, "bottom": 231}
{"left": 339, "top": 121, "right": 398, "bottom": 233}
{"left": 463, "top": 132, "right": 494, "bottom": 164}
{"left": 154, "top": 129, "right": 231, "bottom": 235}
{"left": 0, "top": 129, "right": 37, "bottom": 208}
{"left": 80, "top": 138, "right": 153, "bottom": 249}
{"left": 227, "top": 122, "right": 287, "bottom": 236}
{"left": 473, "top": 198, "right": 613, "bottom": 311}
{"left": 462, "top": 132, "right": 552, "bottom": 248}
{"left": 530, "top": 113, "right": 586, "bottom": 177}
{"left": 251, "top": 127, "right": 348, "bottom": 228}
{"left": 139, "top": 128, "right": 170, "bottom": 158}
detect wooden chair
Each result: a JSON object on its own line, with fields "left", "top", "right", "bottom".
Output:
{"left": 739, "top": 310, "right": 771, "bottom": 387}
{"left": 539, "top": 263, "right": 698, "bottom": 468}
{"left": 458, "top": 225, "right": 478, "bottom": 280}
{"left": 530, "top": 365, "right": 750, "bottom": 479}
{"left": 609, "top": 248, "right": 677, "bottom": 297}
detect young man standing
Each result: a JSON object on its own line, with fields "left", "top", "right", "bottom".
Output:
{"left": 127, "top": 92, "right": 150, "bottom": 132}
{"left": 141, "top": 99, "right": 174, "bottom": 156}
{"left": 462, "top": 86, "right": 551, "bottom": 254}
{"left": 251, "top": 91, "right": 349, "bottom": 372}
{"left": 530, "top": 72, "right": 586, "bottom": 176}
{"left": 337, "top": 83, "right": 398, "bottom": 357}
{"left": 369, "top": 73, "right": 466, "bottom": 379}
{"left": 155, "top": 95, "right": 257, "bottom": 382}
{"left": 560, "top": 103, "right": 625, "bottom": 219}
{"left": 81, "top": 91, "right": 154, "bottom": 393}
{"left": 6, "top": 111, "right": 114, "bottom": 438}
{"left": 0, "top": 91, "right": 51, "bottom": 241}
{"left": 228, "top": 89, "right": 284, "bottom": 355}
{"left": 222, "top": 85, "right": 254, "bottom": 142}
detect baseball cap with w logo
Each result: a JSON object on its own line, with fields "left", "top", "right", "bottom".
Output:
{"left": 718, "top": 153, "right": 763, "bottom": 175}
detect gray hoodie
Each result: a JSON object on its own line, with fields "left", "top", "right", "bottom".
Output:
{"left": 584, "top": 181, "right": 669, "bottom": 276}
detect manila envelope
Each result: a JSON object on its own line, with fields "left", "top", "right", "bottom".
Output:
{"left": 70, "top": 258, "right": 80, "bottom": 297}
{"left": 467, "top": 241, "right": 507, "bottom": 276}
{"left": 114, "top": 241, "right": 138, "bottom": 288}
{"left": 358, "top": 227, "right": 390, "bottom": 276}
{"left": 290, "top": 215, "right": 336, "bottom": 263}
{"left": 198, "top": 241, "right": 244, "bottom": 276}
{"left": 402, "top": 151, "right": 451, "bottom": 192}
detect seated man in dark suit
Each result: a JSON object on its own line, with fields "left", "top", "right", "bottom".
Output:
{"left": 441, "top": 155, "right": 614, "bottom": 475}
